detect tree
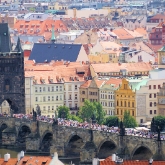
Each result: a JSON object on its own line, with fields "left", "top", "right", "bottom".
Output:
{"left": 123, "top": 111, "right": 137, "bottom": 128}
{"left": 78, "top": 100, "right": 105, "bottom": 124}
{"left": 57, "top": 106, "right": 70, "bottom": 119}
{"left": 69, "top": 114, "right": 83, "bottom": 123}
{"left": 104, "top": 116, "right": 119, "bottom": 127}
{"left": 93, "top": 101, "right": 105, "bottom": 124}
{"left": 154, "top": 115, "right": 165, "bottom": 131}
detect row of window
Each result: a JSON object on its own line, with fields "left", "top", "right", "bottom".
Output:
{"left": 35, "top": 86, "right": 63, "bottom": 92}
{"left": 116, "top": 95, "right": 134, "bottom": 98}
{"left": 67, "top": 85, "right": 78, "bottom": 91}
{"left": 149, "top": 85, "right": 161, "bottom": 90}
{"left": 101, "top": 102, "right": 114, "bottom": 107}
{"left": 149, "top": 102, "right": 156, "bottom": 107}
{"left": 65, "top": 94, "right": 77, "bottom": 100}
{"left": 105, "top": 110, "right": 114, "bottom": 115}
{"left": 149, "top": 93, "right": 157, "bottom": 98}
{"left": 35, "top": 95, "right": 63, "bottom": 102}
{"left": 101, "top": 91, "right": 113, "bottom": 94}
{"left": 42, "top": 105, "right": 59, "bottom": 111}
{"left": 99, "top": 71, "right": 149, "bottom": 76}
{"left": 150, "top": 110, "right": 157, "bottom": 115}
{"left": 116, "top": 109, "right": 135, "bottom": 116}
{"left": 89, "top": 92, "right": 97, "bottom": 95}
{"left": 100, "top": 94, "right": 114, "bottom": 99}
{"left": 116, "top": 101, "right": 135, "bottom": 107}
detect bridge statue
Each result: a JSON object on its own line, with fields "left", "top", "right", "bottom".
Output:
{"left": 36, "top": 104, "right": 41, "bottom": 116}
{"left": 10, "top": 108, "right": 14, "bottom": 117}
{"left": 52, "top": 111, "right": 58, "bottom": 126}
{"left": 32, "top": 109, "right": 37, "bottom": 121}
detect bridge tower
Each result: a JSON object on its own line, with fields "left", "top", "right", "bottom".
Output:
{"left": 0, "top": 23, "right": 25, "bottom": 113}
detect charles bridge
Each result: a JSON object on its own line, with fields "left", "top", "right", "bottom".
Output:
{"left": 0, "top": 117, "right": 164, "bottom": 164}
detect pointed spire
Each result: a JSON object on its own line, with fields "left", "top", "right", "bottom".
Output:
{"left": 51, "top": 25, "right": 56, "bottom": 43}
{"left": 14, "top": 37, "right": 23, "bottom": 52}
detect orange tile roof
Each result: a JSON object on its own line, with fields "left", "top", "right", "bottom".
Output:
{"left": 80, "top": 80, "right": 92, "bottom": 88}
{"left": 14, "top": 20, "right": 68, "bottom": 40}
{"left": 25, "top": 61, "right": 91, "bottom": 84}
{"left": 18, "top": 156, "right": 51, "bottom": 165}
{"left": 100, "top": 157, "right": 165, "bottom": 165}
{"left": 95, "top": 79, "right": 106, "bottom": 88}
{"left": 91, "top": 62, "right": 152, "bottom": 73}
{"left": 144, "top": 43, "right": 163, "bottom": 53}
{"left": 0, "top": 158, "right": 17, "bottom": 165}
{"left": 113, "top": 28, "right": 134, "bottom": 39}
{"left": 105, "top": 78, "right": 122, "bottom": 87}
{"left": 135, "top": 28, "right": 147, "bottom": 36}
{"left": 150, "top": 14, "right": 165, "bottom": 20}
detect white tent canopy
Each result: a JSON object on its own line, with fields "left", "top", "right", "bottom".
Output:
{"left": 135, "top": 127, "right": 150, "bottom": 131}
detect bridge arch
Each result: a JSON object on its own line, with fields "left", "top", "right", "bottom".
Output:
{"left": 97, "top": 139, "right": 117, "bottom": 159}
{"left": 131, "top": 145, "right": 153, "bottom": 160}
{"left": 17, "top": 125, "right": 31, "bottom": 144}
{"left": 0, "top": 98, "right": 18, "bottom": 114}
{"left": 40, "top": 131, "right": 53, "bottom": 153}
{"left": 0, "top": 123, "right": 8, "bottom": 142}
{"left": 65, "top": 133, "right": 84, "bottom": 157}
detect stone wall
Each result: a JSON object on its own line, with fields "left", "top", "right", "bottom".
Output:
{"left": 0, "top": 117, "right": 165, "bottom": 162}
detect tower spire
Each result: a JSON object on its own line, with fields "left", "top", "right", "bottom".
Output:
{"left": 51, "top": 24, "right": 56, "bottom": 43}
{"left": 14, "top": 37, "right": 23, "bottom": 52}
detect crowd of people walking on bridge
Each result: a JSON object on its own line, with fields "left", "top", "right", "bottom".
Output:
{"left": 1, "top": 113, "right": 164, "bottom": 140}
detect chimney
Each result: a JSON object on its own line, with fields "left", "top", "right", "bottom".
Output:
{"left": 149, "top": 159, "right": 153, "bottom": 165}
{"left": 112, "top": 154, "right": 116, "bottom": 161}
{"left": 49, "top": 152, "right": 59, "bottom": 165}
{"left": 92, "top": 158, "right": 99, "bottom": 165}
{"left": 4, "top": 153, "right": 10, "bottom": 162}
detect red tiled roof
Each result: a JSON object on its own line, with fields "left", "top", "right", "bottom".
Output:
{"left": 113, "top": 28, "right": 134, "bottom": 39}
{"left": 150, "top": 14, "right": 165, "bottom": 20}
{"left": 18, "top": 156, "right": 51, "bottom": 165}
{"left": 0, "top": 158, "right": 17, "bottom": 165}
{"left": 14, "top": 20, "right": 68, "bottom": 40}
{"left": 105, "top": 78, "right": 122, "bottom": 87}
{"left": 91, "top": 62, "right": 152, "bottom": 73}
{"left": 100, "top": 157, "right": 165, "bottom": 165}
{"left": 144, "top": 42, "right": 163, "bottom": 53}
{"left": 25, "top": 61, "right": 91, "bottom": 84}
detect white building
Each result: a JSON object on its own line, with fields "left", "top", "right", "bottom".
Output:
{"left": 25, "top": 61, "right": 90, "bottom": 115}
{"left": 125, "top": 50, "right": 155, "bottom": 63}
{"left": 130, "top": 70, "right": 165, "bottom": 124}
{"left": 58, "top": 30, "right": 84, "bottom": 43}
{"left": 99, "top": 78, "right": 122, "bottom": 116}
{"left": 23, "top": 13, "right": 49, "bottom": 21}
{"left": 25, "top": 71, "right": 64, "bottom": 117}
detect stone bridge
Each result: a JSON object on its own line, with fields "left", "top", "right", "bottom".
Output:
{"left": 0, "top": 117, "right": 164, "bottom": 164}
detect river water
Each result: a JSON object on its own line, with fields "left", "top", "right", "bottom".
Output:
{"left": 0, "top": 147, "right": 80, "bottom": 165}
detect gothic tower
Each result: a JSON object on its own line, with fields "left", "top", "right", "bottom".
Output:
{"left": 0, "top": 23, "right": 25, "bottom": 114}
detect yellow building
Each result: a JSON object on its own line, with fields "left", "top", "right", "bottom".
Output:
{"left": 88, "top": 51, "right": 119, "bottom": 63}
{"left": 115, "top": 79, "right": 136, "bottom": 120}
{"left": 158, "top": 46, "right": 165, "bottom": 68}
{"left": 88, "top": 53, "right": 109, "bottom": 63}
{"left": 48, "top": 2, "right": 68, "bottom": 10}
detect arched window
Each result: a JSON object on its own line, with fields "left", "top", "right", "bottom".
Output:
{"left": 128, "top": 102, "right": 130, "bottom": 107}
{"left": 121, "top": 101, "right": 122, "bottom": 106}
{"left": 124, "top": 101, "right": 126, "bottom": 107}
{"left": 4, "top": 79, "right": 10, "bottom": 92}
{"left": 117, "top": 101, "right": 119, "bottom": 106}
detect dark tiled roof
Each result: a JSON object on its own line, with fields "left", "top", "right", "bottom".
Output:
{"left": 0, "top": 23, "right": 12, "bottom": 52}
{"left": 29, "top": 43, "right": 82, "bottom": 63}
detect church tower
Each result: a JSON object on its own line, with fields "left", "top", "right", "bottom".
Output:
{"left": 0, "top": 23, "right": 25, "bottom": 114}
